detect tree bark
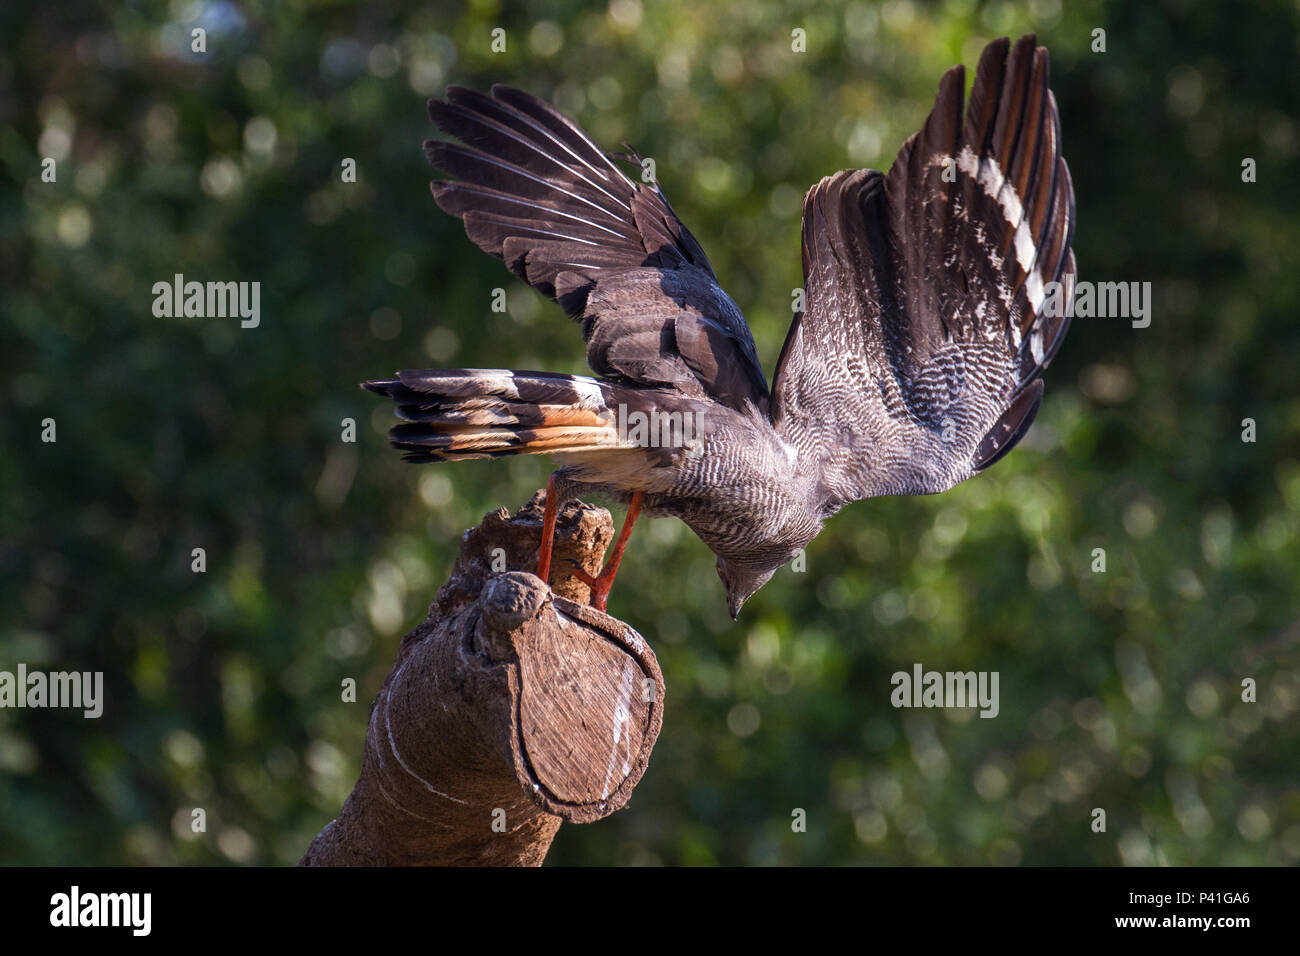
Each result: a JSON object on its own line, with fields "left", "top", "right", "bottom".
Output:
{"left": 299, "top": 492, "right": 665, "bottom": 866}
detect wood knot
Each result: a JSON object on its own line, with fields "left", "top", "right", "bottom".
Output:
{"left": 476, "top": 572, "right": 549, "bottom": 661}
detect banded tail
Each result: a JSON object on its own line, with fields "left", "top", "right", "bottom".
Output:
{"left": 363, "top": 368, "right": 637, "bottom": 463}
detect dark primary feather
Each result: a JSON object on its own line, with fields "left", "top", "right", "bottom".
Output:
{"left": 771, "top": 34, "right": 1076, "bottom": 511}
{"left": 425, "top": 85, "right": 769, "bottom": 413}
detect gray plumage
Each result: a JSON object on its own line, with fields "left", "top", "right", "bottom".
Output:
{"left": 365, "top": 35, "right": 1076, "bottom": 617}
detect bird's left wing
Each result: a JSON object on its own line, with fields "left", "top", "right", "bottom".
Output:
{"left": 424, "top": 85, "right": 769, "bottom": 412}
{"left": 771, "top": 35, "right": 1076, "bottom": 512}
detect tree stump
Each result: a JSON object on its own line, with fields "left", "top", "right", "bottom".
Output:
{"left": 299, "top": 493, "right": 665, "bottom": 866}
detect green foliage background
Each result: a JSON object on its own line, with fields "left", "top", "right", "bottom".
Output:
{"left": 2, "top": 0, "right": 1297, "bottom": 865}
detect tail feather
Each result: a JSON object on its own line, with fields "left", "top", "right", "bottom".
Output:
{"left": 363, "top": 369, "right": 632, "bottom": 463}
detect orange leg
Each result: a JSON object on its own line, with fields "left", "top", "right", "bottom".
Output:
{"left": 535, "top": 472, "right": 559, "bottom": 584}
{"left": 569, "top": 491, "right": 644, "bottom": 612}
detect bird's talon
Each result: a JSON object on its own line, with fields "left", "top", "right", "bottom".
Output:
{"left": 568, "top": 563, "right": 600, "bottom": 590}
{"left": 562, "top": 558, "right": 613, "bottom": 609}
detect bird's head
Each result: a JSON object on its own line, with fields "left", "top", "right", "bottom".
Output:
{"left": 716, "top": 556, "right": 779, "bottom": 621}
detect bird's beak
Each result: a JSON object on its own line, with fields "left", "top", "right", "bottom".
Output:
{"left": 728, "top": 594, "right": 744, "bottom": 621}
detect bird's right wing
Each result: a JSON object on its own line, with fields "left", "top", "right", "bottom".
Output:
{"left": 424, "top": 85, "right": 770, "bottom": 413}
{"left": 770, "top": 36, "right": 1076, "bottom": 511}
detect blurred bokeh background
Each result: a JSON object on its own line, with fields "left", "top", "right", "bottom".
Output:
{"left": 2, "top": 0, "right": 1298, "bottom": 866}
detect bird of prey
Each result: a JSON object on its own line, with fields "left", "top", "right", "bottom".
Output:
{"left": 365, "top": 34, "right": 1076, "bottom": 619}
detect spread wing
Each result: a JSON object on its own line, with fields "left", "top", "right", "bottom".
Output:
{"left": 426, "top": 85, "right": 769, "bottom": 412}
{"left": 771, "top": 35, "right": 1076, "bottom": 511}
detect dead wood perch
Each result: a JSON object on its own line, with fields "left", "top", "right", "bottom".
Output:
{"left": 300, "top": 492, "right": 665, "bottom": 866}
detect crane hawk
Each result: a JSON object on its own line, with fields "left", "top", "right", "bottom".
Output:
{"left": 365, "top": 35, "right": 1076, "bottom": 618}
